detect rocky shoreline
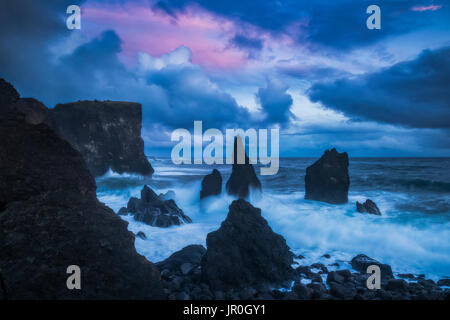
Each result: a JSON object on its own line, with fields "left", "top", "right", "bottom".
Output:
{"left": 1, "top": 78, "right": 449, "bottom": 300}
{"left": 157, "top": 245, "right": 450, "bottom": 300}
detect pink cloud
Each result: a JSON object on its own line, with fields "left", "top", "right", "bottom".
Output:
{"left": 411, "top": 5, "right": 442, "bottom": 12}
{"left": 82, "top": 2, "right": 252, "bottom": 70}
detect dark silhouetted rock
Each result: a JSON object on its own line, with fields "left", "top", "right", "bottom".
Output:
{"left": 226, "top": 137, "right": 261, "bottom": 198}
{"left": 356, "top": 199, "right": 382, "bottom": 215}
{"left": 201, "top": 199, "right": 295, "bottom": 290}
{"left": 118, "top": 185, "right": 192, "bottom": 227}
{"left": 437, "top": 279, "right": 450, "bottom": 286}
{"left": 48, "top": 100, "right": 153, "bottom": 177}
{"left": 350, "top": 254, "right": 393, "bottom": 280}
{"left": 157, "top": 245, "right": 206, "bottom": 273}
{"left": 200, "top": 169, "right": 222, "bottom": 199}
{"left": 0, "top": 83, "right": 164, "bottom": 299}
{"left": 386, "top": 279, "right": 409, "bottom": 292}
{"left": 136, "top": 231, "right": 147, "bottom": 240}
{"left": 305, "top": 148, "right": 349, "bottom": 204}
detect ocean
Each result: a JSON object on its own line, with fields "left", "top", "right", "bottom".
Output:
{"left": 96, "top": 157, "right": 450, "bottom": 282}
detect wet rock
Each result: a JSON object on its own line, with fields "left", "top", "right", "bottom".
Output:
{"left": 386, "top": 279, "right": 409, "bottom": 292}
{"left": 322, "top": 254, "right": 331, "bottom": 259}
{"left": 397, "top": 273, "right": 415, "bottom": 279}
{"left": 329, "top": 282, "right": 357, "bottom": 299}
{"left": 311, "top": 263, "right": 328, "bottom": 274}
{"left": 437, "top": 279, "right": 450, "bottom": 286}
{"left": 304, "top": 148, "right": 349, "bottom": 204}
{"left": 350, "top": 254, "right": 393, "bottom": 280}
{"left": 181, "top": 263, "right": 195, "bottom": 275}
{"left": 157, "top": 245, "right": 206, "bottom": 273}
{"left": 226, "top": 137, "right": 262, "bottom": 198}
{"left": 136, "top": 231, "right": 147, "bottom": 240}
{"left": 201, "top": 199, "right": 295, "bottom": 291}
{"left": 327, "top": 271, "right": 345, "bottom": 284}
{"left": 200, "top": 169, "right": 222, "bottom": 199}
{"left": 356, "top": 199, "right": 382, "bottom": 215}
{"left": 119, "top": 185, "right": 192, "bottom": 227}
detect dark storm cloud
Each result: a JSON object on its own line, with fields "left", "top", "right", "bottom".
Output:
{"left": 0, "top": 0, "right": 86, "bottom": 93}
{"left": 256, "top": 79, "right": 293, "bottom": 125}
{"left": 154, "top": 0, "right": 449, "bottom": 50}
{"left": 308, "top": 46, "right": 450, "bottom": 128}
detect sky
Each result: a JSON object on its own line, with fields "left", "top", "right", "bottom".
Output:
{"left": 0, "top": 0, "right": 449, "bottom": 157}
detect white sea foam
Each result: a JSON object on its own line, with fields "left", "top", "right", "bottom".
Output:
{"left": 96, "top": 161, "right": 450, "bottom": 281}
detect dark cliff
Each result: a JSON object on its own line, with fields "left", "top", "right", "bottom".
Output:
{"left": 0, "top": 79, "right": 163, "bottom": 299}
{"left": 48, "top": 100, "right": 153, "bottom": 177}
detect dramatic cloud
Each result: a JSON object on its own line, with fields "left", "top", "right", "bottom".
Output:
{"left": 154, "top": 0, "right": 450, "bottom": 50}
{"left": 1, "top": 0, "right": 449, "bottom": 156}
{"left": 256, "top": 79, "right": 294, "bottom": 125}
{"left": 308, "top": 46, "right": 450, "bottom": 128}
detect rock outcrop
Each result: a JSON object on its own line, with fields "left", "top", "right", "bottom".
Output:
{"left": 118, "top": 185, "right": 192, "bottom": 228}
{"left": 157, "top": 245, "right": 206, "bottom": 273}
{"left": 356, "top": 199, "right": 382, "bottom": 215}
{"left": 48, "top": 100, "right": 153, "bottom": 177}
{"left": 226, "top": 137, "right": 262, "bottom": 198}
{"left": 201, "top": 199, "right": 295, "bottom": 290}
{"left": 304, "top": 148, "right": 350, "bottom": 204}
{"left": 350, "top": 254, "right": 393, "bottom": 281}
{"left": 200, "top": 169, "right": 222, "bottom": 199}
{"left": 0, "top": 80, "right": 164, "bottom": 299}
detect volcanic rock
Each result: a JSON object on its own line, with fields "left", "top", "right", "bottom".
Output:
{"left": 226, "top": 137, "right": 262, "bottom": 198}
{"left": 356, "top": 199, "right": 382, "bottom": 215}
{"left": 200, "top": 169, "right": 222, "bottom": 199}
{"left": 0, "top": 81, "right": 164, "bottom": 299}
{"left": 118, "top": 185, "right": 192, "bottom": 227}
{"left": 304, "top": 148, "right": 349, "bottom": 204}
{"left": 157, "top": 245, "right": 206, "bottom": 273}
{"left": 201, "top": 199, "right": 295, "bottom": 290}
{"left": 350, "top": 254, "right": 393, "bottom": 280}
{"left": 48, "top": 100, "right": 153, "bottom": 177}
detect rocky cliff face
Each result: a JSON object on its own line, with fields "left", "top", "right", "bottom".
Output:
{"left": 226, "top": 137, "right": 262, "bottom": 198}
{"left": 201, "top": 199, "right": 295, "bottom": 291}
{"left": 0, "top": 80, "right": 163, "bottom": 299}
{"left": 304, "top": 148, "right": 350, "bottom": 204}
{"left": 48, "top": 100, "right": 153, "bottom": 177}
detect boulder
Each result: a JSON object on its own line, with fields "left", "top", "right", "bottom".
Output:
{"left": 356, "top": 199, "right": 382, "bottom": 215}
{"left": 48, "top": 100, "right": 153, "bottom": 177}
{"left": 304, "top": 148, "right": 349, "bottom": 204}
{"left": 136, "top": 231, "right": 147, "bottom": 240}
{"left": 118, "top": 185, "right": 192, "bottom": 228}
{"left": 200, "top": 169, "right": 222, "bottom": 199}
{"left": 0, "top": 81, "right": 164, "bottom": 299}
{"left": 156, "top": 245, "right": 206, "bottom": 273}
{"left": 350, "top": 254, "right": 393, "bottom": 280}
{"left": 226, "top": 137, "right": 262, "bottom": 198}
{"left": 201, "top": 199, "right": 295, "bottom": 290}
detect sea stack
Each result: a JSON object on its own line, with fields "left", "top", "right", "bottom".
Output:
{"left": 201, "top": 199, "right": 295, "bottom": 290}
{"left": 226, "top": 137, "right": 262, "bottom": 198}
{"left": 200, "top": 169, "right": 222, "bottom": 200}
{"left": 118, "top": 185, "right": 192, "bottom": 227}
{"left": 304, "top": 148, "right": 349, "bottom": 204}
{"left": 0, "top": 79, "right": 164, "bottom": 299}
{"left": 356, "top": 199, "right": 382, "bottom": 215}
{"left": 48, "top": 100, "right": 153, "bottom": 177}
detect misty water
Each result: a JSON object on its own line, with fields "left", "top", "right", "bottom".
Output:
{"left": 96, "top": 157, "right": 450, "bottom": 281}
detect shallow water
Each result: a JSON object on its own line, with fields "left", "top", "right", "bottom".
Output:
{"left": 96, "top": 157, "right": 450, "bottom": 281}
